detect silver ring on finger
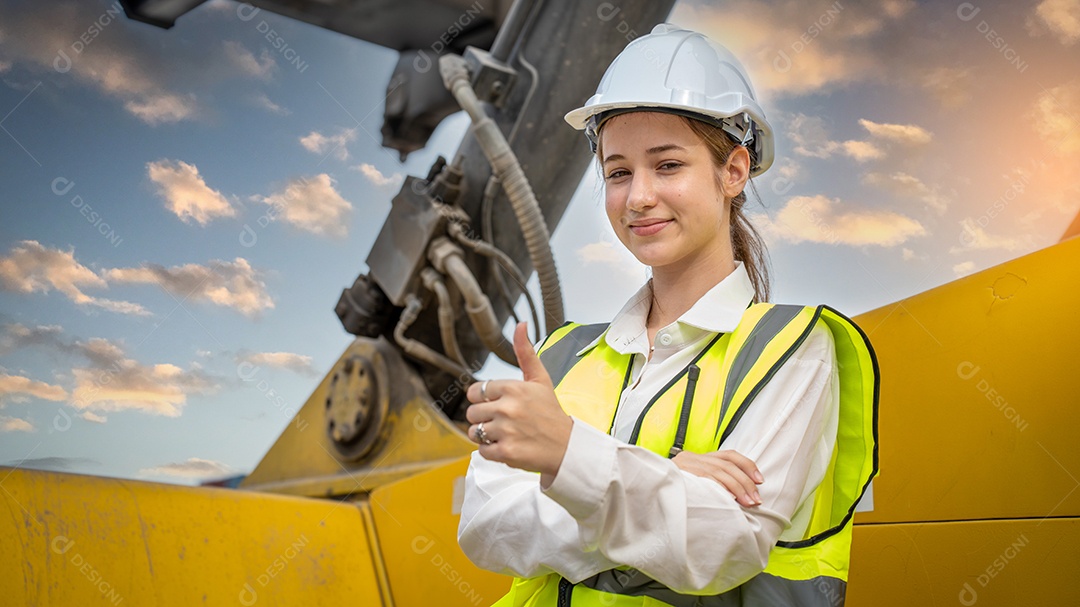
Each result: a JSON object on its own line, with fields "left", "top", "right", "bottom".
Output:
{"left": 476, "top": 421, "right": 492, "bottom": 445}
{"left": 480, "top": 379, "right": 491, "bottom": 402}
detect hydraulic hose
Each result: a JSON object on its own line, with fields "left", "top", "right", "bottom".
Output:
{"left": 394, "top": 294, "right": 474, "bottom": 381}
{"left": 420, "top": 268, "right": 470, "bottom": 371}
{"left": 437, "top": 249, "right": 518, "bottom": 366}
{"left": 429, "top": 237, "right": 517, "bottom": 366}
{"left": 448, "top": 221, "right": 542, "bottom": 345}
{"left": 439, "top": 53, "right": 565, "bottom": 334}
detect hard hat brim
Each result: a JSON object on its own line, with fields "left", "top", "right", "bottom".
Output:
{"left": 565, "top": 102, "right": 774, "bottom": 176}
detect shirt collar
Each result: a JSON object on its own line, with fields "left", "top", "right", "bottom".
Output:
{"left": 574, "top": 261, "right": 756, "bottom": 357}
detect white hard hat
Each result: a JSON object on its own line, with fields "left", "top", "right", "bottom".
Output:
{"left": 565, "top": 23, "right": 774, "bottom": 176}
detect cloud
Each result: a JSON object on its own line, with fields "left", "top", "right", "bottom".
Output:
{"left": 921, "top": 66, "right": 974, "bottom": 109}
{"left": 0, "top": 373, "right": 68, "bottom": 403}
{"left": 0, "top": 241, "right": 149, "bottom": 315}
{"left": 1027, "top": 0, "right": 1080, "bottom": 45}
{"left": 840, "top": 140, "right": 885, "bottom": 162}
{"left": 236, "top": 351, "right": 317, "bottom": 376}
{"left": 901, "top": 247, "right": 927, "bottom": 261}
{"left": 0, "top": 325, "right": 221, "bottom": 419}
{"left": 0, "top": 2, "right": 200, "bottom": 124}
{"left": 123, "top": 94, "right": 198, "bottom": 125}
{"left": 858, "top": 119, "right": 933, "bottom": 145}
{"left": 863, "top": 171, "right": 951, "bottom": 213}
{"left": 258, "top": 174, "right": 353, "bottom": 237}
{"left": 0, "top": 243, "right": 276, "bottom": 317}
{"left": 0, "top": 415, "right": 35, "bottom": 433}
{"left": 4, "top": 456, "right": 99, "bottom": 470}
{"left": 786, "top": 114, "right": 933, "bottom": 165}
{"left": 74, "top": 337, "right": 127, "bottom": 368}
{"left": 670, "top": 0, "right": 919, "bottom": 97}
{"left": 253, "top": 93, "right": 289, "bottom": 115}
{"left": 786, "top": 114, "right": 882, "bottom": 162}
{"left": 223, "top": 41, "right": 276, "bottom": 79}
{"left": 300, "top": 128, "right": 356, "bottom": 161}
{"left": 578, "top": 241, "right": 624, "bottom": 264}
{"left": 950, "top": 219, "right": 1033, "bottom": 253}
{"left": 576, "top": 241, "right": 643, "bottom": 279}
{"left": 106, "top": 258, "right": 274, "bottom": 317}
{"left": 79, "top": 411, "right": 107, "bottom": 424}
{"left": 1031, "top": 82, "right": 1080, "bottom": 154}
{"left": 69, "top": 337, "right": 219, "bottom": 417}
{"left": 354, "top": 163, "right": 403, "bottom": 188}
{"left": 953, "top": 261, "right": 976, "bottom": 277}
{"left": 139, "top": 457, "right": 232, "bottom": 479}
{"left": 0, "top": 323, "right": 66, "bottom": 354}
{"left": 147, "top": 159, "right": 237, "bottom": 225}
{"left": 754, "top": 195, "right": 926, "bottom": 247}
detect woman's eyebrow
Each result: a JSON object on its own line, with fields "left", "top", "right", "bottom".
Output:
{"left": 603, "top": 144, "right": 687, "bottom": 165}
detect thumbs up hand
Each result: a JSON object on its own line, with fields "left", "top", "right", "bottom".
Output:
{"left": 466, "top": 322, "right": 573, "bottom": 485}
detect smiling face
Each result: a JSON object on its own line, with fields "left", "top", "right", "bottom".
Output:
{"left": 599, "top": 112, "right": 748, "bottom": 278}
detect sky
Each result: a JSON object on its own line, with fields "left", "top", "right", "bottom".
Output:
{"left": 0, "top": 0, "right": 1077, "bottom": 484}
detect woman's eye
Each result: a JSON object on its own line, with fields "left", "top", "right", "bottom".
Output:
{"left": 605, "top": 170, "right": 629, "bottom": 180}
{"left": 659, "top": 162, "right": 682, "bottom": 171}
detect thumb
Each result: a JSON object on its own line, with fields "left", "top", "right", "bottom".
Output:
{"left": 514, "top": 322, "right": 552, "bottom": 387}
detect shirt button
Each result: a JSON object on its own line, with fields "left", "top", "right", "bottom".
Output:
{"left": 658, "top": 333, "right": 673, "bottom": 346}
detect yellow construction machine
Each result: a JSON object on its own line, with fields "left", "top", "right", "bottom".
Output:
{"left": 2, "top": 0, "right": 1078, "bottom": 605}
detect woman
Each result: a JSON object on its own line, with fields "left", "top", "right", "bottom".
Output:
{"left": 458, "top": 24, "right": 878, "bottom": 607}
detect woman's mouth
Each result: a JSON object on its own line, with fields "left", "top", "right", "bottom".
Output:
{"left": 629, "top": 219, "right": 672, "bottom": 237}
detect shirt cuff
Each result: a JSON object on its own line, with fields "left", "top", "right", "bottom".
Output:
{"left": 542, "top": 418, "right": 615, "bottom": 521}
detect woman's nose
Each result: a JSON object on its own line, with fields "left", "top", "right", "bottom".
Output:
{"left": 626, "top": 172, "right": 657, "bottom": 212}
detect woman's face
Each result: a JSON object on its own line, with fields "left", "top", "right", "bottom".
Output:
{"left": 600, "top": 112, "right": 739, "bottom": 275}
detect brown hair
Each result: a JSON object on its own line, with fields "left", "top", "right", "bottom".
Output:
{"left": 596, "top": 114, "right": 772, "bottom": 303}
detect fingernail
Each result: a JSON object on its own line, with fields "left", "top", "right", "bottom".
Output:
{"left": 742, "top": 494, "right": 754, "bottom": 506}
{"left": 753, "top": 491, "right": 762, "bottom": 504}
{"left": 753, "top": 471, "right": 764, "bottom": 483}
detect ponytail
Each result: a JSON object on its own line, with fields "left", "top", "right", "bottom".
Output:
{"left": 680, "top": 117, "right": 772, "bottom": 303}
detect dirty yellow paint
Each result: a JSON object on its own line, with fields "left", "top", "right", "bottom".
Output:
{"left": 851, "top": 235, "right": 1080, "bottom": 526}
{"left": 849, "top": 519, "right": 1080, "bottom": 605}
{"left": 370, "top": 457, "right": 510, "bottom": 607}
{"left": 0, "top": 468, "right": 383, "bottom": 606}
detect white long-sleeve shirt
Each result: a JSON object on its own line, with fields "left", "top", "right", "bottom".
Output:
{"left": 458, "top": 262, "right": 840, "bottom": 595}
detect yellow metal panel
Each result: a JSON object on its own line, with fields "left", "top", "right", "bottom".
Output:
{"left": 849, "top": 518, "right": 1080, "bottom": 605}
{"left": 240, "top": 337, "right": 476, "bottom": 498}
{"left": 851, "top": 237, "right": 1080, "bottom": 525}
{"left": 0, "top": 468, "right": 383, "bottom": 606}
{"left": 370, "top": 456, "right": 511, "bottom": 607}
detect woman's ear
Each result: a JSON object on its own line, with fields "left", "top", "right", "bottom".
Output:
{"left": 718, "top": 146, "right": 751, "bottom": 200}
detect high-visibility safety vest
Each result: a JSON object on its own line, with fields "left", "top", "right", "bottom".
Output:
{"left": 491, "top": 303, "right": 879, "bottom": 607}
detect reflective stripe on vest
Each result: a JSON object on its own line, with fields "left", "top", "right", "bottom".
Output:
{"left": 490, "top": 303, "right": 879, "bottom": 607}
